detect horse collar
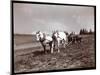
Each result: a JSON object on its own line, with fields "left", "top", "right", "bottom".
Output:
{"left": 40, "top": 34, "right": 45, "bottom": 42}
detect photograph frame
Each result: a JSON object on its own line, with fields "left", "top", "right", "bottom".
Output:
{"left": 11, "top": 1, "right": 96, "bottom": 75}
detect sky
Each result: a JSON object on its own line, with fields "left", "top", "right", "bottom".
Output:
{"left": 14, "top": 3, "right": 95, "bottom": 34}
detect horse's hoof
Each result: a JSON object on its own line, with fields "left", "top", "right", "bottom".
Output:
{"left": 58, "top": 51, "right": 60, "bottom": 53}
{"left": 44, "top": 51, "right": 47, "bottom": 54}
{"left": 64, "top": 47, "right": 66, "bottom": 48}
{"left": 51, "top": 52, "right": 53, "bottom": 54}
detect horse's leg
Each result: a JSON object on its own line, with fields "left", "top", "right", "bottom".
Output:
{"left": 43, "top": 45, "right": 46, "bottom": 53}
{"left": 50, "top": 42, "right": 54, "bottom": 53}
{"left": 64, "top": 38, "right": 68, "bottom": 48}
{"left": 72, "top": 38, "right": 75, "bottom": 44}
{"left": 64, "top": 37, "right": 68, "bottom": 48}
{"left": 57, "top": 40, "right": 60, "bottom": 53}
{"left": 41, "top": 43, "right": 46, "bottom": 53}
{"left": 63, "top": 40, "right": 66, "bottom": 48}
{"left": 80, "top": 38, "right": 82, "bottom": 42}
{"left": 44, "top": 45, "right": 47, "bottom": 53}
{"left": 49, "top": 42, "right": 52, "bottom": 52}
{"left": 52, "top": 41, "right": 56, "bottom": 49}
{"left": 64, "top": 43, "right": 66, "bottom": 48}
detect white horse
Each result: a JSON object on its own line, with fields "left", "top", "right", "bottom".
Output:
{"left": 52, "top": 31, "right": 68, "bottom": 53}
{"left": 35, "top": 31, "right": 54, "bottom": 53}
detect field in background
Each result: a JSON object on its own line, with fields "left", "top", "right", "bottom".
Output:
{"left": 14, "top": 34, "right": 95, "bottom": 73}
{"left": 14, "top": 34, "right": 36, "bottom": 45}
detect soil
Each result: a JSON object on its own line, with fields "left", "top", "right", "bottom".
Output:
{"left": 14, "top": 34, "right": 95, "bottom": 73}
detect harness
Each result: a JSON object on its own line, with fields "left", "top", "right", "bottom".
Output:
{"left": 56, "top": 32, "right": 64, "bottom": 40}
{"left": 52, "top": 32, "right": 65, "bottom": 43}
{"left": 40, "top": 33, "right": 46, "bottom": 42}
{"left": 40, "top": 33, "right": 52, "bottom": 43}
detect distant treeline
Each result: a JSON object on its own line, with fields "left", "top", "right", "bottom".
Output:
{"left": 64, "top": 28, "right": 94, "bottom": 35}
{"left": 79, "top": 29, "right": 94, "bottom": 35}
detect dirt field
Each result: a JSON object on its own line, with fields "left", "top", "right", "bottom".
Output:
{"left": 14, "top": 34, "right": 95, "bottom": 73}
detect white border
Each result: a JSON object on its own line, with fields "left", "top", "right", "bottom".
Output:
{"left": 0, "top": 0, "right": 99, "bottom": 75}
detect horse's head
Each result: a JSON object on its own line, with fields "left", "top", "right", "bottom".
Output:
{"left": 52, "top": 31, "right": 58, "bottom": 41}
{"left": 36, "top": 31, "right": 40, "bottom": 41}
{"left": 36, "top": 31, "right": 44, "bottom": 41}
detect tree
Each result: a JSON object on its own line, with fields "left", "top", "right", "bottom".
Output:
{"left": 79, "top": 28, "right": 88, "bottom": 35}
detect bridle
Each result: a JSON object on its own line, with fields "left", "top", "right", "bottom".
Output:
{"left": 37, "top": 32, "right": 46, "bottom": 42}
